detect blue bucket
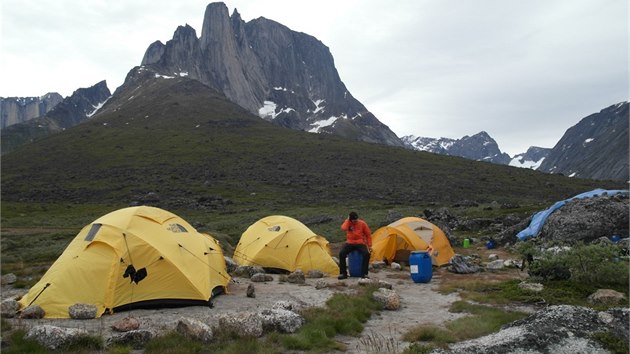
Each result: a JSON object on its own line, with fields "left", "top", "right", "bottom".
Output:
{"left": 348, "top": 251, "right": 363, "bottom": 277}
{"left": 409, "top": 251, "right": 432, "bottom": 283}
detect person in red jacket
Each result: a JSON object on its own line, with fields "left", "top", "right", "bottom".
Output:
{"left": 338, "top": 211, "right": 372, "bottom": 279}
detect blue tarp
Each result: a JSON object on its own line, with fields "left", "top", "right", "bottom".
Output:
{"left": 516, "top": 189, "right": 629, "bottom": 241}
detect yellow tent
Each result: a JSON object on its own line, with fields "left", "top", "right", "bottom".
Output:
{"left": 18, "top": 206, "right": 230, "bottom": 318}
{"left": 370, "top": 217, "right": 455, "bottom": 266}
{"left": 233, "top": 215, "right": 339, "bottom": 276}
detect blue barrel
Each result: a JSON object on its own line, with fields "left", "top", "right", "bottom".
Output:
{"left": 409, "top": 251, "right": 432, "bottom": 283}
{"left": 348, "top": 251, "right": 363, "bottom": 277}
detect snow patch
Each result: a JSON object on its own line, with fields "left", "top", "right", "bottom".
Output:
{"left": 258, "top": 101, "right": 295, "bottom": 119}
{"left": 87, "top": 97, "right": 111, "bottom": 118}
{"left": 308, "top": 116, "right": 338, "bottom": 133}
{"left": 509, "top": 157, "right": 545, "bottom": 170}
{"left": 584, "top": 138, "right": 594, "bottom": 144}
{"left": 178, "top": 72, "right": 189, "bottom": 77}
{"left": 155, "top": 73, "right": 175, "bottom": 79}
{"left": 312, "top": 99, "right": 326, "bottom": 114}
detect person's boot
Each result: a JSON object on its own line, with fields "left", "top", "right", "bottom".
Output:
{"left": 337, "top": 273, "right": 348, "bottom": 280}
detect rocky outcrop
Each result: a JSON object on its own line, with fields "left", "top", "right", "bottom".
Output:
{"left": 538, "top": 101, "right": 629, "bottom": 181}
{"left": 176, "top": 317, "right": 213, "bottom": 343}
{"left": 540, "top": 193, "right": 629, "bottom": 243}
{"left": 141, "top": 2, "right": 403, "bottom": 147}
{"left": 434, "top": 305, "right": 629, "bottom": 354}
{"left": 0, "top": 92, "right": 63, "bottom": 128}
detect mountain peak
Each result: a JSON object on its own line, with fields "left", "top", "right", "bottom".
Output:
{"left": 137, "top": 2, "right": 403, "bottom": 147}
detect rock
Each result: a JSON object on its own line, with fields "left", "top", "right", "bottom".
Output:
{"left": 106, "top": 329, "right": 155, "bottom": 349}
{"left": 518, "top": 282, "right": 544, "bottom": 292}
{"left": 503, "top": 259, "right": 518, "bottom": 268}
{"left": 307, "top": 270, "right": 324, "bottom": 278}
{"left": 246, "top": 283, "right": 256, "bottom": 298}
{"left": 488, "top": 254, "right": 498, "bottom": 261}
{"left": 218, "top": 312, "right": 263, "bottom": 337}
{"left": 111, "top": 316, "right": 140, "bottom": 332}
{"left": 541, "top": 195, "right": 629, "bottom": 244}
{"left": 371, "top": 261, "right": 387, "bottom": 269}
{"left": 272, "top": 300, "right": 306, "bottom": 312}
{"left": 259, "top": 308, "right": 305, "bottom": 333}
{"left": 1, "top": 273, "right": 17, "bottom": 285}
{"left": 372, "top": 288, "right": 400, "bottom": 310}
{"left": 448, "top": 255, "right": 480, "bottom": 274}
{"left": 287, "top": 270, "right": 305, "bottom": 284}
{"left": 390, "top": 262, "right": 402, "bottom": 270}
{"left": 176, "top": 317, "right": 213, "bottom": 343}
{"left": 250, "top": 273, "right": 273, "bottom": 282}
{"left": 315, "top": 280, "right": 328, "bottom": 289}
{"left": 25, "top": 325, "right": 89, "bottom": 350}
{"left": 486, "top": 260, "right": 504, "bottom": 271}
{"left": 433, "top": 305, "right": 628, "bottom": 354}
{"left": 587, "top": 289, "right": 626, "bottom": 305}
{"left": 20, "top": 305, "right": 45, "bottom": 319}
{"left": 68, "top": 303, "right": 97, "bottom": 319}
{"left": 224, "top": 256, "right": 238, "bottom": 274}
{"left": 233, "top": 265, "right": 266, "bottom": 278}
{"left": 1, "top": 299, "right": 19, "bottom": 318}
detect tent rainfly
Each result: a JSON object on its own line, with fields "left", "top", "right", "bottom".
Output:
{"left": 18, "top": 206, "right": 230, "bottom": 318}
{"left": 233, "top": 215, "right": 339, "bottom": 275}
{"left": 370, "top": 217, "right": 455, "bottom": 266}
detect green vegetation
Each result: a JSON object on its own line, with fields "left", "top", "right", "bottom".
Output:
{"left": 592, "top": 331, "right": 629, "bottom": 354}
{"left": 515, "top": 242, "right": 629, "bottom": 290}
{"left": 402, "top": 301, "right": 528, "bottom": 349}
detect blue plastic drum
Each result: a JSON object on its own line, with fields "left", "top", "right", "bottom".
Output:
{"left": 348, "top": 250, "right": 363, "bottom": 277}
{"left": 409, "top": 251, "right": 432, "bottom": 283}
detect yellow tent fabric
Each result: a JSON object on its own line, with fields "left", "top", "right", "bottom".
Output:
{"left": 18, "top": 206, "right": 230, "bottom": 318}
{"left": 370, "top": 217, "right": 455, "bottom": 266}
{"left": 233, "top": 215, "right": 339, "bottom": 276}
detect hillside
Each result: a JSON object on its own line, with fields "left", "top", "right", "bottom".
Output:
{"left": 1, "top": 67, "right": 623, "bottom": 246}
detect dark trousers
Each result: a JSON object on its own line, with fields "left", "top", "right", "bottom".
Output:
{"left": 338, "top": 243, "right": 370, "bottom": 277}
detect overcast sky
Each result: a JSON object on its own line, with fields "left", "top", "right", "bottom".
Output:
{"left": 2, "top": 0, "right": 627, "bottom": 156}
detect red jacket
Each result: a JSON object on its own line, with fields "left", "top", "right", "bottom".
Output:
{"left": 341, "top": 219, "right": 372, "bottom": 247}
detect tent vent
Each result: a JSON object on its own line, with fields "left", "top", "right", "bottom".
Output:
{"left": 84, "top": 224, "right": 102, "bottom": 241}
{"left": 268, "top": 226, "right": 281, "bottom": 232}
{"left": 167, "top": 223, "right": 188, "bottom": 233}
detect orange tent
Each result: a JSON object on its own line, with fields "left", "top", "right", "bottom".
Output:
{"left": 370, "top": 217, "right": 454, "bottom": 266}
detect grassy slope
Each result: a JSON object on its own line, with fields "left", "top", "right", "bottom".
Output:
{"left": 1, "top": 72, "right": 624, "bottom": 248}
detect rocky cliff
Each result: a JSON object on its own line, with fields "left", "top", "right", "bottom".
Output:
{"left": 140, "top": 2, "right": 403, "bottom": 147}
{"left": 537, "top": 102, "right": 629, "bottom": 181}
{"left": 0, "top": 93, "right": 63, "bottom": 129}
{"left": 1, "top": 81, "right": 111, "bottom": 154}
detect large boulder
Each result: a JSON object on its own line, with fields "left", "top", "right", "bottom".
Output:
{"left": 433, "top": 305, "right": 629, "bottom": 354}
{"left": 258, "top": 308, "right": 305, "bottom": 333}
{"left": 218, "top": 312, "right": 264, "bottom": 337}
{"left": 587, "top": 289, "right": 627, "bottom": 305}
{"left": 1, "top": 299, "right": 19, "bottom": 318}
{"left": 111, "top": 316, "right": 140, "bottom": 332}
{"left": 541, "top": 195, "right": 629, "bottom": 243}
{"left": 176, "top": 317, "right": 213, "bottom": 343}
{"left": 372, "top": 288, "right": 400, "bottom": 310}
{"left": 25, "top": 325, "right": 89, "bottom": 350}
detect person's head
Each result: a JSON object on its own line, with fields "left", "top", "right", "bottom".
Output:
{"left": 349, "top": 211, "right": 358, "bottom": 221}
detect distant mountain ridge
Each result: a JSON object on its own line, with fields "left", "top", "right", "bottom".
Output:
{"left": 140, "top": 2, "right": 403, "bottom": 147}
{"left": 402, "top": 131, "right": 511, "bottom": 164}
{"left": 1, "top": 81, "right": 111, "bottom": 154}
{"left": 0, "top": 93, "right": 63, "bottom": 129}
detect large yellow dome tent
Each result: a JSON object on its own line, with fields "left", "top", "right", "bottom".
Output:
{"left": 18, "top": 206, "right": 230, "bottom": 318}
{"left": 370, "top": 217, "right": 455, "bottom": 266}
{"left": 233, "top": 215, "right": 339, "bottom": 276}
